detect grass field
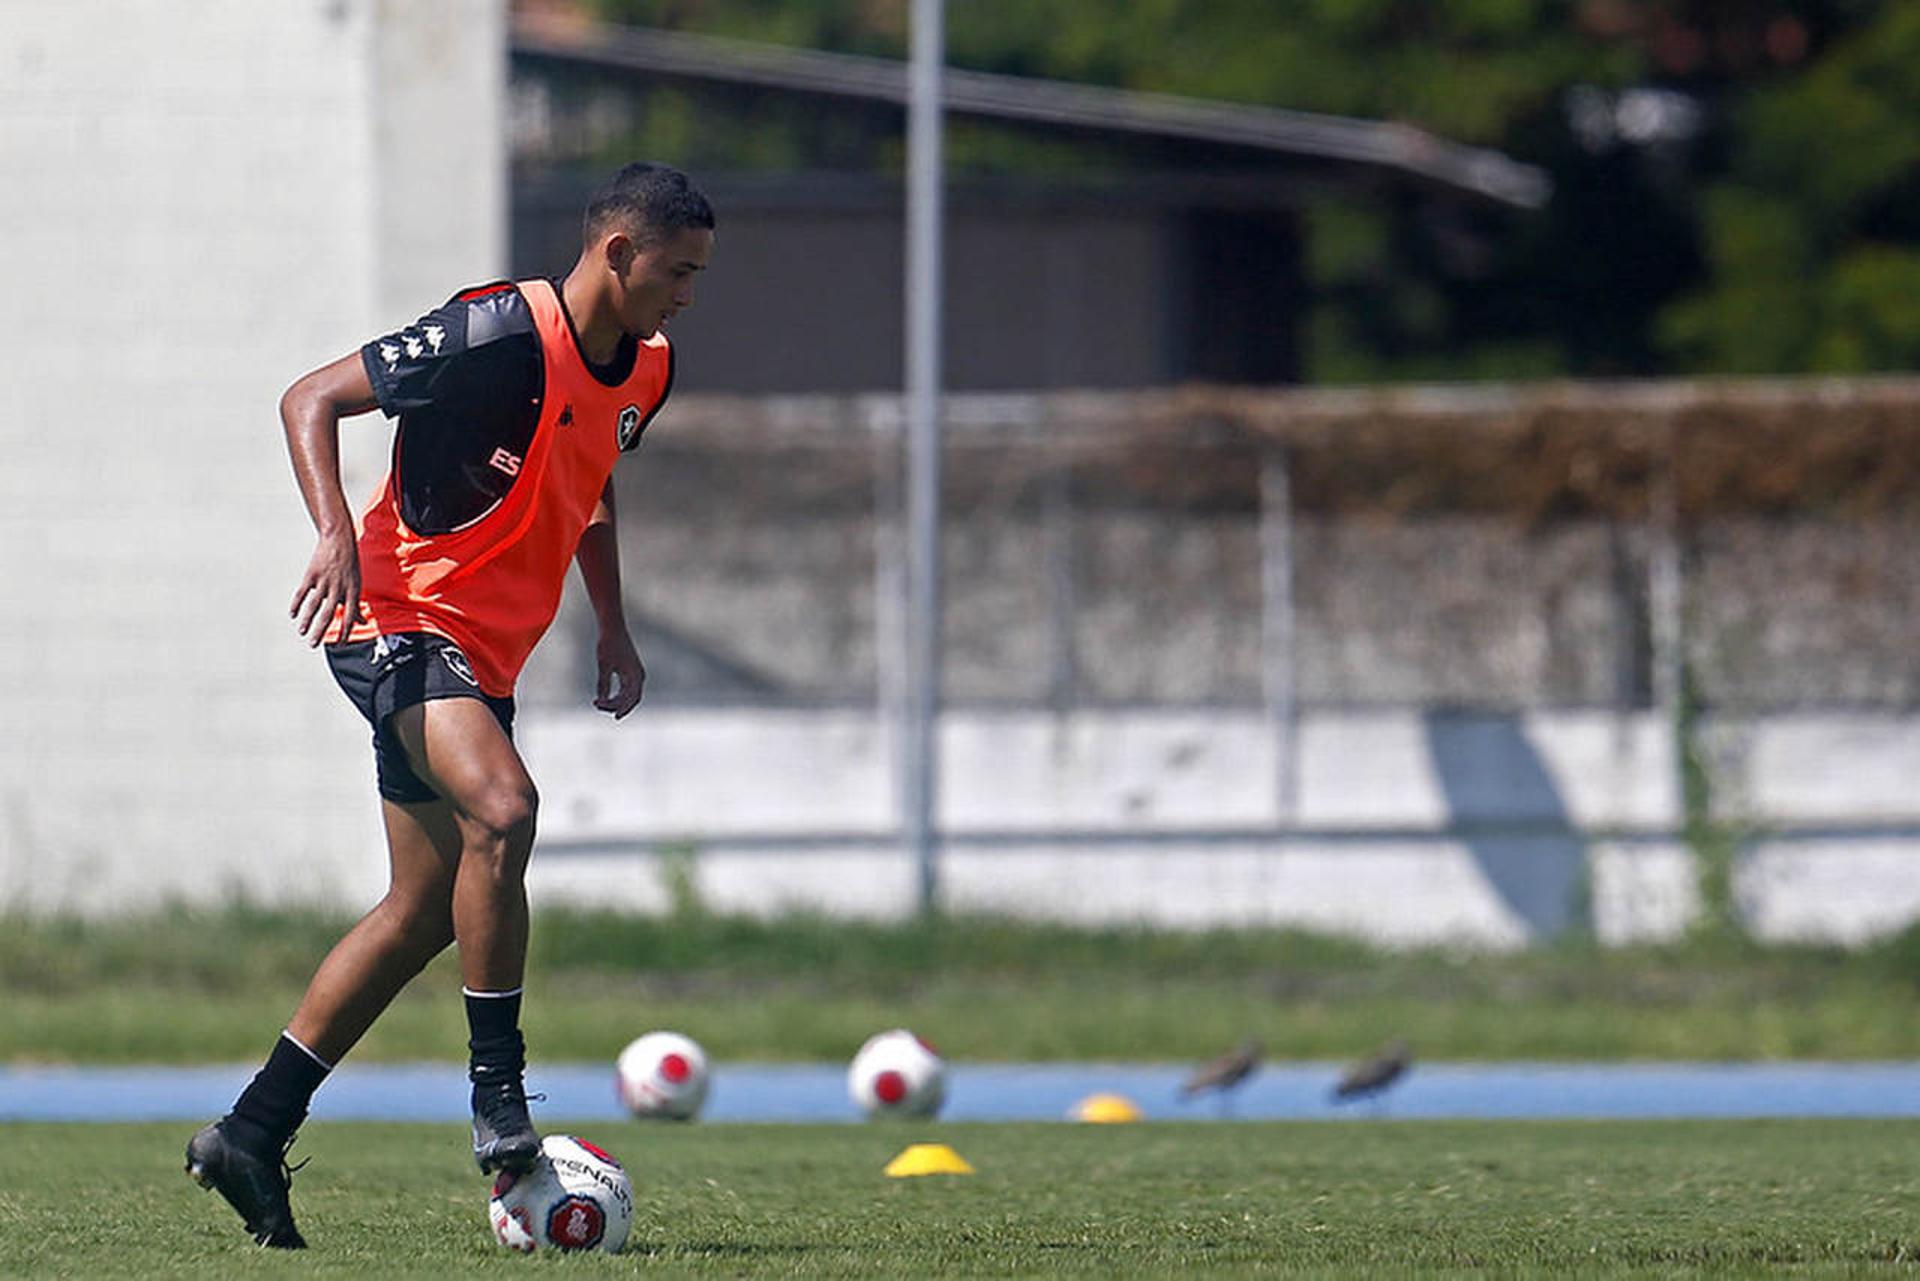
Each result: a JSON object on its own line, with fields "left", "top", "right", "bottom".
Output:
{"left": 3, "top": 1119, "right": 1915, "bottom": 1276}
{"left": 5, "top": 906, "right": 1920, "bottom": 1064}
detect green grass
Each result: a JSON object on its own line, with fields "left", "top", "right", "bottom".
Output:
{"left": 2, "top": 1120, "right": 1916, "bottom": 1276}
{"left": 4, "top": 906, "right": 1920, "bottom": 1064}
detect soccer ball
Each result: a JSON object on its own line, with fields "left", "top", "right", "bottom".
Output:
{"left": 488, "top": 1135, "right": 633, "bottom": 1254}
{"left": 848, "top": 1028, "right": 947, "bottom": 1119}
{"left": 615, "top": 1030, "right": 711, "bottom": 1120}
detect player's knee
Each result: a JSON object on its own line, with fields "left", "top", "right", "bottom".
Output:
{"left": 394, "top": 897, "right": 456, "bottom": 950}
{"left": 464, "top": 777, "right": 539, "bottom": 849}
{"left": 377, "top": 890, "right": 455, "bottom": 951}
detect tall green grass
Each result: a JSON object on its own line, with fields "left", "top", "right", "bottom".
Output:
{"left": 3, "top": 906, "right": 1919, "bottom": 1063}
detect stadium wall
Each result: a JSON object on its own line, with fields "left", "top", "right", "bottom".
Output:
{"left": 517, "top": 708, "right": 1920, "bottom": 948}
{"left": 5, "top": 12, "right": 1916, "bottom": 948}
{"left": 511, "top": 384, "right": 1920, "bottom": 947}
{"left": 0, "top": 0, "right": 506, "bottom": 912}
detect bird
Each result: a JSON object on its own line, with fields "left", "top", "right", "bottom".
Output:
{"left": 1331, "top": 1038, "right": 1412, "bottom": 1111}
{"left": 1179, "top": 1039, "right": 1263, "bottom": 1116}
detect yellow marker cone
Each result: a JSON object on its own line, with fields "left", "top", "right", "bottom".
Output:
{"left": 1069, "top": 1092, "right": 1144, "bottom": 1123}
{"left": 884, "top": 1143, "right": 976, "bottom": 1177}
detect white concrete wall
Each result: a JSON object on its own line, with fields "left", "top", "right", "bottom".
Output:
{"left": 523, "top": 708, "right": 1679, "bottom": 838}
{"left": 3, "top": 4, "right": 1913, "bottom": 946}
{"left": 519, "top": 708, "right": 1920, "bottom": 947}
{"left": 0, "top": 0, "right": 504, "bottom": 912}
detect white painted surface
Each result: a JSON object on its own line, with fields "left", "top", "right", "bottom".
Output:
{"left": 1736, "top": 714, "right": 1920, "bottom": 823}
{"left": 0, "top": 0, "right": 505, "bottom": 913}
{"left": 527, "top": 837, "right": 1704, "bottom": 950}
{"left": 523, "top": 708, "right": 1679, "bottom": 841}
{"left": 530, "top": 709, "right": 893, "bottom": 837}
{"left": 1295, "top": 712, "right": 1674, "bottom": 829}
{"left": 1588, "top": 843, "right": 1700, "bottom": 946}
{"left": 1738, "top": 841, "right": 1920, "bottom": 945}
{"left": 520, "top": 708, "right": 1920, "bottom": 944}
{"left": 950, "top": 843, "right": 1542, "bottom": 945}
{"left": 939, "top": 713, "right": 1277, "bottom": 829}
{"left": 2, "top": 5, "right": 1915, "bottom": 945}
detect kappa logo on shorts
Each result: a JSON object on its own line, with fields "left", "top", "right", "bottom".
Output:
{"left": 371, "top": 634, "right": 426, "bottom": 671}
{"left": 440, "top": 648, "right": 480, "bottom": 687}
{"left": 617, "top": 404, "right": 643, "bottom": 450}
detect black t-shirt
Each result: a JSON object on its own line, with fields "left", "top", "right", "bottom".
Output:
{"left": 358, "top": 281, "right": 656, "bottom": 538}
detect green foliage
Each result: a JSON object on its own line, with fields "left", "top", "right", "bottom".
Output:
{"left": 0, "top": 900, "right": 353, "bottom": 995}
{"left": 527, "top": 905, "right": 1380, "bottom": 981}
{"left": 1673, "top": 663, "right": 1747, "bottom": 948}
{"left": 5, "top": 906, "right": 1920, "bottom": 1064}
{"left": 1874, "top": 919, "right": 1920, "bottom": 992}
{"left": 573, "top": 0, "right": 1920, "bottom": 382}
{"left": 1816, "top": 246, "right": 1920, "bottom": 370}
{"left": 591, "top": 0, "right": 1596, "bottom": 142}
{"left": 9, "top": 1120, "right": 1920, "bottom": 1275}
{"left": 1660, "top": 3, "right": 1920, "bottom": 373}
{"left": 946, "top": 0, "right": 1595, "bottom": 144}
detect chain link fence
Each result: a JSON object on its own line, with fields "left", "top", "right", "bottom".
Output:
{"left": 523, "top": 380, "right": 1920, "bottom": 718}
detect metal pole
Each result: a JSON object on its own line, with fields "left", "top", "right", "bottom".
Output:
{"left": 1649, "top": 429, "right": 1683, "bottom": 723}
{"left": 1259, "top": 451, "right": 1298, "bottom": 823}
{"left": 1044, "top": 460, "right": 1078, "bottom": 711}
{"left": 902, "top": 0, "right": 945, "bottom": 914}
{"left": 872, "top": 412, "right": 904, "bottom": 757}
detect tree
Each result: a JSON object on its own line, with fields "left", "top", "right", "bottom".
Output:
{"left": 1659, "top": 2, "right": 1920, "bottom": 373}
{"left": 581, "top": 0, "right": 1917, "bottom": 381}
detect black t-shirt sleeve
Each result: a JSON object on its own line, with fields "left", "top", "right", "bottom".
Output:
{"left": 357, "top": 283, "right": 545, "bottom": 537}
{"left": 362, "top": 300, "right": 462, "bottom": 416}
{"left": 360, "top": 284, "right": 538, "bottom": 417}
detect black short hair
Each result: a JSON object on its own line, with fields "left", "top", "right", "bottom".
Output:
{"left": 583, "top": 162, "right": 715, "bottom": 247}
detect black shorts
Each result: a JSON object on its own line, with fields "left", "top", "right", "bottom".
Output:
{"left": 326, "top": 633, "right": 515, "bottom": 804}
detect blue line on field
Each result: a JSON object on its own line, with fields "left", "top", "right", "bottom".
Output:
{"left": 5, "top": 1061, "right": 1920, "bottom": 1124}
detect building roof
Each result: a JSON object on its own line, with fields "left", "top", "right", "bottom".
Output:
{"left": 511, "top": 13, "right": 1551, "bottom": 209}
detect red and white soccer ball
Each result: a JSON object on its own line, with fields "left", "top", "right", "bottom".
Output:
{"left": 615, "top": 1030, "right": 711, "bottom": 1121}
{"left": 848, "top": 1028, "right": 947, "bottom": 1119}
{"left": 488, "top": 1135, "right": 633, "bottom": 1254}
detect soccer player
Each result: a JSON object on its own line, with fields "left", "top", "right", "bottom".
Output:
{"left": 184, "top": 162, "right": 715, "bottom": 1248}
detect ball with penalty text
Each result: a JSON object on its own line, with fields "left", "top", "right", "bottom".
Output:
{"left": 615, "top": 1029, "right": 711, "bottom": 1120}
{"left": 848, "top": 1028, "right": 947, "bottom": 1119}
{"left": 487, "top": 1134, "right": 633, "bottom": 1254}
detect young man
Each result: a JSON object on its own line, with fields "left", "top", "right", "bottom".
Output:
{"left": 184, "top": 163, "right": 715, "bottom": 1249}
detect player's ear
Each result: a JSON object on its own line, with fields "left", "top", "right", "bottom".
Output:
{"left": 604, "top": 232, "right": 636, "bottom": 278}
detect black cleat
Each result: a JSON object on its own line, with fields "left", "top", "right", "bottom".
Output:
{"left": 184, "top": 1121, "right": 307, "bottom": 1249}
{"left": 471, "top": 1075, "right": 541, "bottom": 1174}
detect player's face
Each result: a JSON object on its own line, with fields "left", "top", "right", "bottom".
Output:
{"left": 616, "top": 227, "right": 713, "bottom": 338}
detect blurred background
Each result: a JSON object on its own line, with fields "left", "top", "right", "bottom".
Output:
{"left": 6, "top": 0, "right": 1920, "bottom": 958}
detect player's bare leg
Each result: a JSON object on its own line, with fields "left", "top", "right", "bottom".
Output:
{"left": 286, "top": 799, "right": 462, "bottom": 1061}
{"left": 187, "top": 798, "right": 461, "bottom": 1247}
{"left": 390, "top": 696, "right": 543, "bottom": 1173}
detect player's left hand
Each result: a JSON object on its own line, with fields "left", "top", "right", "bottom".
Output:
{"left": 594, "top": 628, "right": 646, "bottom": 719}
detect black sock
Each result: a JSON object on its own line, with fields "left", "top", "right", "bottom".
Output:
{"left": 464, "top": 986, "right": 526, "bottom": 1084}
{"left": 226, "top": 1032, "right": 331, "bottom": 1155}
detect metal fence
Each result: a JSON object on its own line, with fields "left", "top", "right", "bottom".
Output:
{"left": 524, "top": 379, "right": 1920, "bottom": 719}
{"left": 507, "top": 380, "right": 1920, "bottom": 939}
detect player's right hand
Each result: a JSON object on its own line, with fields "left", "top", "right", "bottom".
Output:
{"left": 292, "top": 529, "right": 361, "bottom": 647}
